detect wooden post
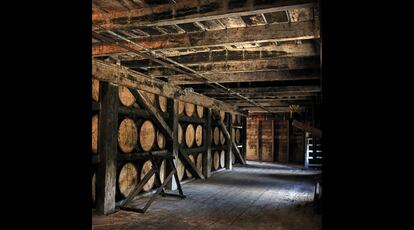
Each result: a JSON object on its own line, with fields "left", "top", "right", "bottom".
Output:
{"left": 166, "top": 98, "right": 179, "bottom": 190}
{"left": 311, "top": 97, "right": 316, "bottom": 159}
{"left": 203, "top": 108, "right": 212, "bottom": 178}
{"left": 258, "top": 120, "right": 263, "bottom": 161}
{"left": 241, "top": 113, "right": 248, "bottom": 160}
{"left": 225, "top": 112, "right": 233, "bottom": 170}
{"left": 96, "top": 82, "right": 118, "bottom": 215}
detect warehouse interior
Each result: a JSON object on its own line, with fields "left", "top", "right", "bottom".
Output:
{"left": 92, "top": 0, "right": 322, "bottom": 229}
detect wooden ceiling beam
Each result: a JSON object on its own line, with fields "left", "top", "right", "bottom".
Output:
{"left": 167, "top": 69, "right": 320, "bottom": 85}
{"left": 92, "top": 59, "right": 243, "bottom": 115}
{"left": 195, "top": 85, "right": 320, "bottom": 95}
{"left": 145, "top": 56, "right": 320, "bottom": 76}
{"left": 92, "top": 21, "right": 319, "bottom": 56}
{"left": 119, "top": 42, "right": 319, "bottom": 64}
{"left": 93, "top": 0, "right": 316, "bottom": 30}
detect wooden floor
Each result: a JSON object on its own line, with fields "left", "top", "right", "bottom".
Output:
{"left": 92, "top": 161, "right": 321, "bottom": 230}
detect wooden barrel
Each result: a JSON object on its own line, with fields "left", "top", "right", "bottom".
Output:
{"left": 139, "top": 90, "right": 156, "bottom": 105}
{"left": 176, "top": 158, "right": 185, "bottom": 181}
{"left": 157, "top": 130, "right": 166, "bottom": 149}
{"left": 235, "top": 129, "right": 241, "bottom": 143}
{"left": 220, "top": 111, "right": 225, "bottom": 122}
{"left": 178, "top": 123, "right": 183, "bottom": 144}
{"left": 213, "top": 151, "right": 220, "bottom": 170}
{"left": 139, "top": 120, "right": 155, "bottom": 152}
{"left": 185, "top": 155, "right": 195, "bottom": 178}
{"left": 159, "top": 96, "right": 167, "bottom": 112}
{"left": 92, "top": 79, "right": 99, "bottom": 102}
{"left": 196, "top": 153, "right": 203, "bottom": 173}
{"left": 220, "top": 130, "right": 226, "bottom": 145}
{"left": 196, "top": 105, "right": 204, "bottom": 118}
{"left": 118, "top": 118, "right": 138, "bottom": 153}
{"left": 220, "top": 150, "right": 225, "bottom": 168}
{"left": 195, "top": 125, "right": 203, "bottom": 147}
{"left": 119, "top": 86, "right": 136, "bottom": 107}
{"left": 140, "top": 160, "right": 155, "bottom": 192}
{"left": 92, "top": 173, "right": 96, "bottom": 202}
{"left": 185, "top": 124, "right": 195, "bottom": 148}
{"left": 231, "top": 113, "right": 236, "bottom": 124}
{"left": 118, "top": 162, "right": 138, "bottom": 198}
{"left": 160, "top": 160, "right": 166, "bottom": 184}
{"left": 213, "top": 127, "right": 220, "bottom": 145}
{"left": 178, "top": 100, "right": 184, "bottom": 114}
{"left": 185, "top": 103, "right": 195, "bottom": 117}
{"left": 92, "top": 115, "right": 99, "bottom": 154}
{"left": 232, "top": 152, "right": 236, "bottom": 164}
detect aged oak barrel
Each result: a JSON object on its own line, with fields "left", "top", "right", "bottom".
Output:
{"left": 160, "top": 160, "right": 166, "bottom": 184}
{"left": 235, "top": 129, "right": 241, "bottom": 143}
{"left": 92, "top": 79, "right": 99, "bottom": 102}
{"left": 196, "top": 105, "right": 204, "bottom": 118}
{"left": 178, "top": 123, "right": 183, "bottom": 144}
{"left": 185, "top": 154, "right": 195, "bottom": 178}
{"left": 220, "top": 130, "right": 225, "bottom": 145}
{"left": 139, "top": 120, "right": 155, "bottom": 152}
{"left": 213, "top": 127, "right": 220, "bottom": 145}
{"left": 220, "top": 150, "right": 225, "bottom": 168}
{"left": 178, "top": 100, "right": 184, "bottom": 114}
{"left": 232, "top": 113, "right": 236, "bottom": 124}
{"left": 118, "top": 162, "right": 138, "bottom": 198}
{"left": 176, "top": 158, "right": 185, "bottom": 181}
{"left": 185, "top": 103, "right": 195, "bottom": 117}
{"left": 119, "top": 86, "right": 136, "bottom": 107}
{"left": 196, "top": 153, "right": 203, "bottom": 173}
{"left": 140, "top": 160, "right": 155, "bottom": 192}
{"left": 213, "top": 151, "right": 220, "bottom": 170}
{"left": 195, "top": 125, "right": 203, "bottom": 147}
{"left": 159, "top": 96, "right": 167, "bottom": 112}
{"left": 92, "top": 115, "right": 99, "bottom": 154}
{"left": 157, "top": 130, "right": 166, "bottom": 149}
{"left": 118, "top": 118, "right": 138, "bottom": 153}
{"left": 185, "top": 124, "right": 195, "bottom": 148}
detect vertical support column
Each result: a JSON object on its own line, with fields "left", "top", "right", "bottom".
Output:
{"left": 96, "top": 82, "right": 118, "bottom": 215}
{"left": 203, "top": 108, "right": 212, "bottom": 178}
{"left": 241, "top": 113, "right": 248, "bottom": 161}
{"left": 311, "top": 97, "right": 316, "bottom": 159}
{"left": 225, "top": 112, "right": 233, "bottom": 170}
{"left": 258, "top": 120, "right": 263, "bottom": 161}
{"left": 166, "top": 98, "right": 179, "bottom": 190}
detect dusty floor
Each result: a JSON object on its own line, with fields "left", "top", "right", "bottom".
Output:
{"left": 92, "top": 161, "right": 321, "bottom": 230}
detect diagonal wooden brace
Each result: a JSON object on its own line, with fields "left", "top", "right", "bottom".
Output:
{"left": 178, "top": 148, "right": 205, "bottom": 179}
{"left": 214, "top": 111, "right": 246, "bottom": 165}
{"left": 129, "top": 88, "right": 173, "bottom": 139}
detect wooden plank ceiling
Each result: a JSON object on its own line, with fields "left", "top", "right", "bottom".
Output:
{"left": 92, "top": 0, "right": 321, "bottom": 114}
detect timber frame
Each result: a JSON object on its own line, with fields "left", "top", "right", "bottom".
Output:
{"left": 92, "top": 79, "right": 248, "bottom": 214}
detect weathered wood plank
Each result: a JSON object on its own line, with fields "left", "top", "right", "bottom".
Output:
{"left": 169, "top": 69, "right": 320, "bottom": 85}
{"left": 92, "top": 0, "right": 316, "bottom": 29}
{"left": 92, "top": 21, "right": 320, "bottom": 56}
{"left": 292, "top": 119, "right": 322, "bottom": 137}
{"left": 96, "top": 82, "right": 119, "bottom": 215}
{"left": 196, "top": 85, "right": 321, "bottom": 95}
{"left": 92, "top": 59, "right": 243, "bottom": 115}
{"left": 146, "top": 57, "right": 320, "bottom": 76}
